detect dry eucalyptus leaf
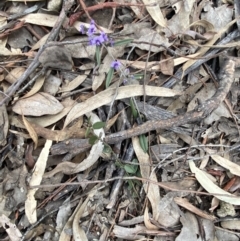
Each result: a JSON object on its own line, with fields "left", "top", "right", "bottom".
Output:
{"left": 189, "top": 160, "right": 240, "bottom": 205}
{"left": 39, "top": 45, "right": 73, "bottom": 70}
{"left": 120, "top": 22, "right": 151, "bottom": 35}
{"left": 8, "top": 27, "right": 33, "bottom": 48}
{"left": 22, "top": 115, "right": 38, "bottom": 149}
{"left": 5, "top": 67, "right": 25, "bottom": 84}
{"left": 162, "top": 0, "right": 195, "bottom": 37}
{"left": 157, "top": 192, "right": 180, "bottom": 227}
{"left": 202, "top": 3, "right": 233, "bottom": 31}
{"left": 21, "top": 74, "right": 46, "bottom": 99}
{"left": 72, "top": 188, "right": 98, "bottom": 241}
{"left": 216, "top": 228, "right": 239, "bottom": 241}
{"left": 43, "top": 75, "right": 62, "bottom": 95}
{"left": 132, "top": 137, "right": 161, "bottom": 225}
{"left": 64, "top": 85, "right": 182, "bottom": 127}
{"left": 47, "top": 0, "right": 62, "bottom": 11}
{"left": 211, "top": 155, "right": 240, "bottom": 177}
{"left": 64, "top": 36, "right": 95, "bottom": 59}
{"left": 131, "top": 28, "right": 170, "bottom": 52}
{"left": 59, "top": 72, "right": 89, "bottom": 93}
{"left": 142, "top": 0, "right": 166, "bottom": 27}
{"left": 25, "top": 138, "right": 53, "bottom": 224}
{"left": 0, "top": 214, "right": 22, "bottom": 241}
{"left": 176, "top": 212, "right": 215, "bottom": 241}
{"left": 221, "top": 220, "right": 240, "bottom": 230}
{"left": 12, "top": 92, "right": 64, "bottom": 116}
{"left": 44, "top": 112, "right": 105, "bottom": 177}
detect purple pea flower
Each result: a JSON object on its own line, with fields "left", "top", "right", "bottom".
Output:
{"left": 80, "top": 25, "right": 85, "bottom": 34}
{"left": 111, "top": 60, "right": 121, "bottom": 70}
{"left": 100, "top": 32, "right": 109, "bottom": 42}
{"left": 89, "top": 35, "right": 105, "bottom": 46}
{"left": 87, "top": 20, "right": 96, "bottom": 36}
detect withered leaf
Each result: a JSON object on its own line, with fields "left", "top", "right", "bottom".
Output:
{"left": 13, "top": 92, "right": 64, "bottom": 116}
{"left": 39, "top": 45, "right": 73, "bottom": 70}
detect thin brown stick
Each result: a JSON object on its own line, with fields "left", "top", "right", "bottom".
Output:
{"left": 30, "top": 175, "right": 238, "bottom": 198}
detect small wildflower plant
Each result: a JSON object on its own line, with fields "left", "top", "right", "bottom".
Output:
{"left": 80, "top": 20, "right": 147, "bottom": 152}
{"left": 80, "top": 20, "right": 135, "bottom": 89}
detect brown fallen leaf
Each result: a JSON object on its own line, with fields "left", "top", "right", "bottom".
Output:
{"left": 22, "top": 115, "right": 38, "bottom": 149}
{"left": 12, "top": 92, "right": 64, "bottom": 116}
{"left": 38, "top": 45, "right": 73, "bottom": 70}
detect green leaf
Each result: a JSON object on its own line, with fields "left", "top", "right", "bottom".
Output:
{"left": 88, "top": 135, "right": 98, "bottom": 145}
{"left": 124, "top": 159, "right": 138, "bottom": 174}
{"left": 96, "top": 45, "right": 101, "bottom": 66}
{"left": 139, "top": 134, "right": 148, "bottom": 153}
{"left": 103, "top": 144, "right": 112, "bottom": 153}
{"left": 85, "top": 127, "right": 91, "bottom": 138}
{"left": 92, "top": 121, "right": 105, "bottom": 129}
{"left": 113, "top": 39, "right": 133, "bottom": 46}
{"left": 133, "top": 73, "right": 144, "bottom": 80}
{"left": 106, "top": 67, "right": 114, "bottom": 88}
{"left": 130, "top": 98, "right": 138, "bottom": 118}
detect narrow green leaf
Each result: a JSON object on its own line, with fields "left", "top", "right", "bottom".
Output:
{"left": 139, "top": 134, "right": 148, "bottom": 153}
{"left": 88, "top": 135, "right": 98, "bottom": 145}
{"left": 124, "top": 164, "right": 136, "bottom": 174}
{"left": 133, "top": 73, "right": 144, "bottom": 80}
{"left": 85, "top": 127, "right": 91, "bottom": 138}
{"left": 113, "top": 39, "right": 133, "bottom": 46}
{"left": 124, "top": 159, "right": 138, "bottom": 174}
{"left": 92, "top": 121, "right": 105, "bottom": 129}
{"left": 106, "top": 67, "right": 114, "bottom": 88}
{"left": 96, "top": 45, "right": 101, "bottom": 66}
{"left": 130, "top": 98, "right": 138, "bottom": 118}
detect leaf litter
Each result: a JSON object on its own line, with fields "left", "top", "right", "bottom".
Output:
{"left": 1, "top": 0, "right": 240, "bottom": 240}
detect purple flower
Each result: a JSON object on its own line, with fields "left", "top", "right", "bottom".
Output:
{"left": 80, "top": 25, "right": 85, "bottom": 34}
{"left": 87, "top": 20, "right": 96, "bottom": 36}
{"left": 80, "top": 19, "right": 110, "bottom": 46}
{"left": 109, "top": 38, "right": 114, "bottom": 47}
{"left": 111, "top": 60, "right": 121, "bottom": 70}
{"left": 89, "top": 35, "right": 105, "bottom": 46}
{"left": 100, "top": 32, "right": 108, "bottom": 42}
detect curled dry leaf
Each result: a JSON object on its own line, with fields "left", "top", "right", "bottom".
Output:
{"left": 12, "top": 92, "right": 64, "bottom": 116}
